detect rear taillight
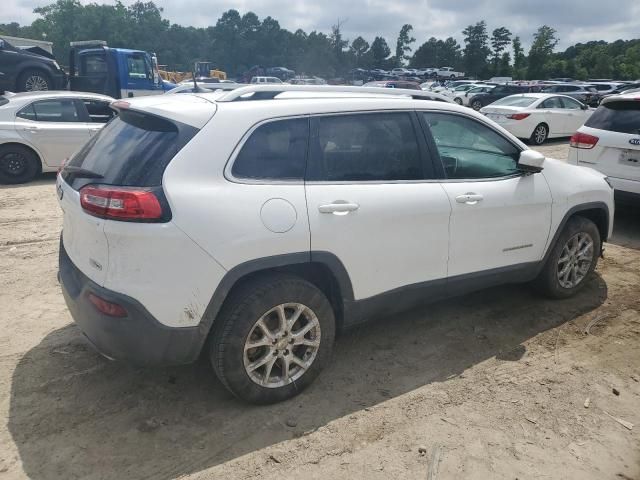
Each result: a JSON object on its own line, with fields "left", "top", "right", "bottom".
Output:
{"left": 570, "top": 132, "right": 599, "bottom": 149}
{"left": 88, "top": 292, "right": 127, "bottom": 317}
{"left": 80, "top": 185, "right": 164, "bottom": 221}
{"left": 507, "top": 113, "right": 530, "bottom": 120}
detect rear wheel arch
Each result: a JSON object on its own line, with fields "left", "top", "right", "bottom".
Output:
{"left": 200, "top": 253, "right": 353, "bottom": 342}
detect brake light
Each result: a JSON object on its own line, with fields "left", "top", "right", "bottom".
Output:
{"left": 507, "top": 113, "right": 530, "bottom": 120}
{"left": 570, "top": 132, "right": 599, "bottom": 149}
{"left": 80, "top": 185, "right": 163, "bottom": 221}
{"left": 88, "top": 293, "right": 127, "bottom": 317}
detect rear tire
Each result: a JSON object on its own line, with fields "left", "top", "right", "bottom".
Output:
{"left": 530, "top": 123, "right": 548, "bottom": 145}
{"left": 17, "top": 69, "right": 53, "bottom": 92}
{"left": 0, "top": 145, "right": 41, "bottom": 184}
{"left": 210, "top": 274, "right": 336, "bottom": 404}
{"left": 471, "top": 99, "right": 483, "bottom": 110}
{"left": 534, "top": 216, "right": 600, "bottom": 299}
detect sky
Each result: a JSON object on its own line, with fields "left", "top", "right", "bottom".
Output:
{"left": 4, "top": 0, "right": 640, "bottom": 51}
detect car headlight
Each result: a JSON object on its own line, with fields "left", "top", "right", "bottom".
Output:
{"left": 604, "top": 177, "right": 614, "bottom": 189}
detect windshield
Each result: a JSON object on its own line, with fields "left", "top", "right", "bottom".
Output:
{"left": 492, "top": 96, "right": 538, "bottom": 107}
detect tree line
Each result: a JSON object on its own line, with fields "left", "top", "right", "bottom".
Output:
{"left": 1, "top": 0, "right": 639, "bottom": 80}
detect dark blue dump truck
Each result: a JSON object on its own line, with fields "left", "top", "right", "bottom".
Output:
{"left": 68, "top": 40, "right": 176, "bottom": 98}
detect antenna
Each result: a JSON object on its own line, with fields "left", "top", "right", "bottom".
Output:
{"left": 191, "top": 69, "right": 208, "bottom": 93}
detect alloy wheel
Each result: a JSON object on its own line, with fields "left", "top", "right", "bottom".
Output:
{"left": 243, "top": 303, "right": 321, "bottom": 388}
{"left": 25, "top": 75, "right": 49, "bottom": 91}
{"left": 534, "top": 125, "right": 547, "bottom": 144}
{"left": 557, "top": 232, "right": 594, "bottom": 289}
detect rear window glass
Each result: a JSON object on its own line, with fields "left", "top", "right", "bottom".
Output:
{"left": 493, "top": 96, "right": 537, "bottom": 107}
{"left": 231, "top": 118, "right": 308, "bottom": 180}
{"left": 62, "top": 110, "right": 198, "bottom": 190}
{"left": 584, "top": 100, "right": 640, "bottom": 134}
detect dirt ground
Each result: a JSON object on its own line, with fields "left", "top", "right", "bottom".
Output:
{"left": 0, "top": 141, "right": 639, "bottom": 480}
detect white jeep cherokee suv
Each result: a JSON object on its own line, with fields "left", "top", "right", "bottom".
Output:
{"left": 57, "top": 85, "right": 614, "bottom": 404}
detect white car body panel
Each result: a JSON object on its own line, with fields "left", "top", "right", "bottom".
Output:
{"left": 441, "top": 174, "right": 553, "bottom": 277}
{"left": 306, "top": 183, "right": 451, "bottom": 300}
{"left": 541, "top": 158, "right": 615, "bottom": 240}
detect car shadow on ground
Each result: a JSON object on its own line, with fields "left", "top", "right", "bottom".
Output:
{"left": 0, "top": 172, "right": 57, "bottom": 189}
{"left": 610, "top": 203, "right": 640, "bottom": 250}
{"left": 8, "top": 275, "right": 607, "bottom": 479}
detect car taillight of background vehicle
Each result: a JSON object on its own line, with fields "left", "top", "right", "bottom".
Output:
{"left": 507, "top": 113, "right": 530, "bottom": 120}
{"left": 569, "top": 132, "right": 599, "bottom": 149}
{"left": 80, "top": 185, "right": 164, "bottom": 221}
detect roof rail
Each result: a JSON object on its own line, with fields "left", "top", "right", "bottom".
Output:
{"left": 215, "top": 84, "right": 453, "bottom": 103}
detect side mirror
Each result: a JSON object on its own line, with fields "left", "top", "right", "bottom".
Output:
{"left": 581, "top": 103, "right": 589, "bottom": 110}
{"left": 519, "top": 150, "right": 545, "bottom": 173}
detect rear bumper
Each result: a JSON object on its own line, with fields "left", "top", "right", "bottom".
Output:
{"left": 59, "top": 240, "right": 205, "bottom": 366}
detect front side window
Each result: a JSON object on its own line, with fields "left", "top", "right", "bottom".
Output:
{"left": 423, "top": 112, "right": 520, "bottom": 179}
{"left": 307, "top": 112, "right": 423, "bottom": 182}
{"left": 127, "top": 55, "right": 148, "bottom": 79}
{"left": 17, "top": 99, "right": 81, "bottom": 122}
{"left": 231, "top": 118, "right": 308, "bottom": 180}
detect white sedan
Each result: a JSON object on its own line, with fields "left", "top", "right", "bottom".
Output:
{"left": 0, "top": 90, "right": 115, "bottom": 183}
{"left": 480, "top": 93, "right": 593, "bottom": 145}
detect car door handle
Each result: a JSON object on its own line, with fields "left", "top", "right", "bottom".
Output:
{"left": 455, "top": 193, "right": 483, "bottom": 205}
{"left": 318, "top": 202, "right": 360, "bottom": 214}
{"left": 23, "top": 126, "right": 40, "bottom": 133}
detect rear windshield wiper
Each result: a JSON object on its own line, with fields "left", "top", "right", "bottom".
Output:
{"left": 62, "top": 166, "right": 104, "bottom": 179}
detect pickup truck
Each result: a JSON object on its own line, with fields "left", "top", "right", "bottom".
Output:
{"left": 0, "top": 38, "right": 67, "bottom": 92}
{"left": 434, "top": 67, "right": 465, "bottom": 78}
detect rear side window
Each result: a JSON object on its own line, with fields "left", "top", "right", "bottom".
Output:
{"left": 307, "top": 112, "right": 423, "bottom": 182}
{"left": 17, "top": 99, "right": 81, "bottom": 122}
{"left": 231, "top": 118, "right": 308, "bottom": 180}
{"left": 585, "top": 100, "right": 640, "bottom": 134}
{"left": 62, "top": 110, "right": 198, "bottom": 190}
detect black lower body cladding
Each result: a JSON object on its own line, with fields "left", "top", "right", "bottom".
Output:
{"left": 58, "top": 240, "right": 206, "bottom": 366}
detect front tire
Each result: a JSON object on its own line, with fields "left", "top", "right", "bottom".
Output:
{"left": 534, "top": 216, "right": 600, "bottom": 299}
{"left": 17, "top": 69, "right": 53, "bottom": 92}
{"left": 454, "top": 97, "right": 463, "bottom": 105}
{"left": 210, "top": 274, "right": 336, "bottom": 404}
{"left": 471, "top": 99, "right": 483, "bottom": 110}
{"left": 0, "top": 145, "right": 41, "bottom": 184}
{"left": 530, "top": 123, "right": 548, "bottom": 145}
